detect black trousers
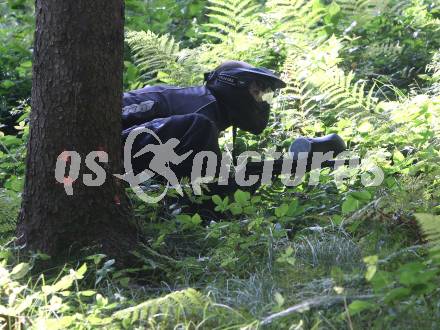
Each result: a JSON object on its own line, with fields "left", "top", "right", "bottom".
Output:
{"left": 122, "top": 113, "right": 221, "bottom": 180}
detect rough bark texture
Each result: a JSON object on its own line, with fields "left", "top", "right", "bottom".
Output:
{"left": 17, "top": 0, "right": 138, "bottom": 261}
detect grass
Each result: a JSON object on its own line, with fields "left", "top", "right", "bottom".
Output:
{"left": 0, "top": 191, "right": 437, "bottom": 329}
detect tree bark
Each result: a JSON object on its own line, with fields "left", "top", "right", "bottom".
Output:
{"left": 17, "top": 0, "right": 138, "bottom": 261}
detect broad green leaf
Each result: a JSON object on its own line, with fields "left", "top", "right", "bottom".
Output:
{"left": 77, "top": 263, "right": 87, "bottom": 277}
{"left": 274, "top": 292, "right": 285, "bottom": 307}
{"left": 370, "top": 271, "right": 392, "bottom": 292}
{"left": 212, "top": 195, "right": 222, "bottom": 206}
{"left": 332, "top": 215, "right": 343, "bottom": 225}
{"left": 96, "top": 294, "right": 109, "bottom": 307}
{"left": 276, "top": 246, "right": 296, "bottom": 266}
{"left": 176, "top": 214, "right": 192, "bottom": 224}
{"left": 363, "top": 255, "right": 378, "bottom": 265}
{"left": 229, "top": 203, "right": 243, "bottom": 215}
{"left": 284, "top": 247, "right": 294, "bottom": 256}
{"left": 348, "top": 300, "right": 375, "bottom": 315}
{"left": 234, "top": 190, "right": 250, "bottom": 206}
{"left": 351, "top": 191, "right": 372, "bottom": 202}
{"left": 286, "top": 200, "right": 299, "bottom": 217}
{"left": 86, "top": 254, "right": 107, "bottom": 265}
{"left": 243, "top": 206, "right": 255, "bottom": 215}
{"left": 119, "top": 277, "right": 130, "bottom": 287}
{"left": 384, "top": 287, "right": 411, "bottom": 304}
{"left": 10, "top": 263, "right": 31, "bottom": 280}
{"left": 79, "top": 290, "right": 96, "bottom": 297}
{"left": 192, "top": 213, "right": 202, "bottom": 225}
{"left": 342, "top": 196, "right": 360, "bottom": 214}
{"left": 43, "top": 275, "right": 74, "bottom": 295}
{"left": 328, "top": 1, "right": 340, "bottom": 17}
{"left": 365, "top": 265, "right": 377, "bottom": 281}
{"left": 275, "top": 203, "right": 289, "bottom": 218}
{"left": 40, "top": 316, "right": 76, "bottom": 330}
{"left": 16, "top": 293, "right": 38, "bottom": 314}
{"left": 358, "top": 121, "right": 373, "bottom": 133}
{"left": 53, "top": 275, "right": 74, "bottom": 292}
{"left": 393, "top": 150, "right": 405, "bottom": 162}
{"left": 88, "top": 316, "right": 112, "bottom": 326}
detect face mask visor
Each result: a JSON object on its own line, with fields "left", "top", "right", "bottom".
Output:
{"left": 250, "top": 87, "right": 275, "bottom": 105}
{"left": 249, "top": 80, "right": 276, "bottom": 104}
{"left": 261, "top": 90, "right": 274, "bottom": 105}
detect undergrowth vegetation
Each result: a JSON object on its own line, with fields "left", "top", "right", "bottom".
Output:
{"left": 0, "top": 0, "right": 439, "bottom": 328}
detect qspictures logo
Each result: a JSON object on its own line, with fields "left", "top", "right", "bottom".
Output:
{"left": 55, "top": 128, "right": 384, "bottom": 203}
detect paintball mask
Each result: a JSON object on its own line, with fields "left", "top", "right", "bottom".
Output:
{"left": 205, "top": 61, "right": 286, "bottom": 135}
{"left": 249, "top": 80, "right": 276, "bottom": 105}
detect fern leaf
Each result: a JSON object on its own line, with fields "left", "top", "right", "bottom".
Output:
{"left": 203, "top": 0, "right": 259, "bottom": 41}
{"left": 265, "top": 0, "right": 326, "bottom": 36}
{"left": 202, "top": 30, "right": 229, "bottom": 42}
{"left": 126, "top": 30, "right": 180, "bottom": 84}
{"left": 113, "top": 289, "right": 211, "bottom": 327}
{"left": 414, "top": 213, "right": 440, "bottom": 249}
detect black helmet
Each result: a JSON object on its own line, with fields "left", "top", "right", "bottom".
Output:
{"left": 205, "top": 61, "right": 286, "bottom": 135}
{"left": 204, "top": 60, "right": 286, "bottom": 91}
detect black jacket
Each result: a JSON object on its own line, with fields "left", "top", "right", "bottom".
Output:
{"left": 122, "top": 85, "right": 231, "bottom": 132}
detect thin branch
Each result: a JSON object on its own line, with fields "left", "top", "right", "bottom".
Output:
{"left": 260, "top": 295, "right": 375, "bottom": 326}
{"left": 378, "top": 244, "right": 428, "bottom": 264}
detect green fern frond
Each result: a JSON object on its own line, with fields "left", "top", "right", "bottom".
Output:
{"left": 414, "top": 213, "right": 440, "bottom": 251}
{"left": 335, "top": 0, "right": 378, "bottom": 13}
{"left": 335, "top": 0, "right": 400, "bottom": 22}
{"left": 365, "top": 42, "right": 404, "bottom": 63}
{"left": 319, "top": 70, "right": 377, "bottom": 116}
{"left": 265, "top": 0, "right": 326, "bottom": 36}
{"left": 113, "top": 289, "right": 210, "bottom": 327}
{"left": 203, "top": 30, "right": 229, "bottom": 42}
{"left": 288, "top": 77, "right": 319, "bottom": 116}
{"left": 203, "top": 0, "right": 260, "bottom": 41}
{"left": 113, "top": 288, "right": 250, "bottom": 328}
{"left": 389, "top": 0, "right": 414, "bottom": 15}
{"left": 276, "top": 52, "right": 321, "bottom": 133}
{"left": 280, "top": 37, "right": 379, "bottom": 126}
{"left": 126, "top": 30, "right": 180, "bottom": 84}
{"left": 126, "top": 30, "right": 205, "bottom": 86}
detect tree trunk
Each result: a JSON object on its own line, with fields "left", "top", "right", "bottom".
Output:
{"left": 17, "top": 0, "right": 138, "bottom": 261}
